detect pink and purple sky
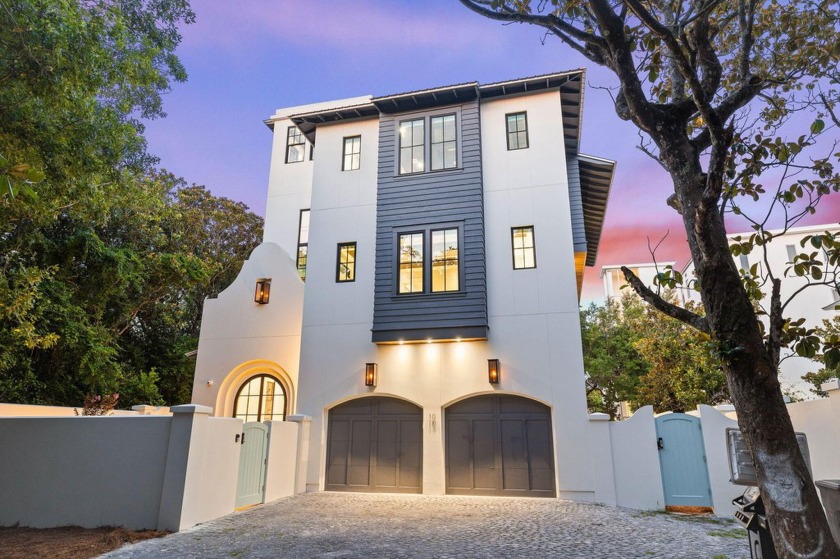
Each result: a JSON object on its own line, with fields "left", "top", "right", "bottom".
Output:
{"left": 143, "top": 0, "right": 840, "bottom": 303}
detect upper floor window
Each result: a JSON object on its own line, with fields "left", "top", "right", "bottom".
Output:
{"left": 511, "top": 226, "right": 536, "bottom": 269}
{"left": 286, "top": 126, "right": 306, "bottom": 163}
{"left": 234, "top": 374, "right": 286, "bottom": 422}
{"left": 337, "top": 242, "right": 357, "bottom": 282}
{"left": 506, "top": 112, "right": 529, "bottom": 150}
{"left": 430, "top": 115, "right": 457, "bottom": 171}
{"left": 343, "top": 136, "right": 361, "bottom": 171}
{"left": 398, "top": 232, "right": 424, "bottom": 293}
{"left": 431, "top": 228, "right": 459, "bottom": 292}
{"left": 399, "top": 118, "right": 425, "bottom": 174}
{"left": 297, "top": 209, "right": 310, "bottom": 281}
{"left": 398, "top": 227, "right": 460, "bottom": 294}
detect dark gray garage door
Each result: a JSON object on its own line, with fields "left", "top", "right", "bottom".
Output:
{"left": 326, "top": 397, "right": 422, "bottom": 493}
{"left": 446, "top": 395, "right": 555, "bottom": 497}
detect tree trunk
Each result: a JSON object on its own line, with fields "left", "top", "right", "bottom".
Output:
{"left": 681, "top": 177, "right": 839, "bottom": 558}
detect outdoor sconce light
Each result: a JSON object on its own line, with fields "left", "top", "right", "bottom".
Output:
{"left": 365, "top": 363, "right": 378, "bottom": 387}
{"left": 488, "top": 359, "right": 500, "bottom": 384}
{"left": 254, "top": 278, "right": 271, "bottom": 304}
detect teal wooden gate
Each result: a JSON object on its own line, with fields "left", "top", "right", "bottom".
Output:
{"left": 655, "top": 413, "right": 713, "bottom": 509}
{"left": 235, "top": 422, "right": 268, "bottom": 509}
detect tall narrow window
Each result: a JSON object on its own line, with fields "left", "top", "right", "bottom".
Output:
{"left": 431, "top": 114, "right": 457, "bottom": 170}
{"left": 786, "top": 244, "right": 797, "bottom": 263}
{"left": 343, "top": 136, "right": 361, "bottom": 171}
{"left": 512, "top": 226, "right": 536, "bottom": 269}
{"left": 739, "top": 254, "right": 749, "bottom": 272}
{"left": 297, "top": 209, "right": 310, "bottom": 281}
{"left": 506, "top": 112, "right": 529, "bottom": 150}
{"left": 337, "top": 242, "right": 356, "bottom": 282}
{"left": 399, "top": 118, "right": 425, "bottom": 174}
{"left": 398, "top": 232, "right": 424, "bottom": 293}
{"left": 286, "top": 126, "right": 306, "bottom": 163}
{"left": 431, "top": 228, "right": 459, "bottom": 292}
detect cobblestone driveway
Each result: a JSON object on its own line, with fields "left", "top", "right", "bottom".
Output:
{"left": 101, "top": 492, "right": 749, "bottom": 559}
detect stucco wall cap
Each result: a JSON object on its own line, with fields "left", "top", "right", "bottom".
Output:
{"left": 170, "top": 404, "right": 213, "bottom": 415}
{"left": 588, "top": 413, "right": 610, "bottom": 422}
{"left": 820, "top": 378, "right": 840, "bottom": 392}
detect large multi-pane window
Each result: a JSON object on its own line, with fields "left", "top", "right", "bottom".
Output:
{"left": 430, "top": 115, "right": 457, "bottom": 171}
{"left": 397, "top": 228, "right": 461, "bottom": 294}
{"left": 343, "top": 136, "right": 361, "bottom": 171}
{"left": 286, "top": 126, "right": 306, "bottom": 163}
{"left": 511, "top": 226, "right": 536, "bottom": 269}
{"left": 297, "top": 209, "right": 310, "bottom": 281}
{"left": 398, "top": 232, "right": 424, "bottom": 293}
{"left": 336, "top": 242, "right": 357, "bottom": 282}
{"left": 234, "top": 375, "right": 286, "bottom": 422}
{"left": 399, "top": 118, "right": 425, "bottom": 174}
{"left": 506, "top": 112, "right": 529, "bottom": 151}
{"left": 431, "top": 228, "right": 459, "bottom": 292}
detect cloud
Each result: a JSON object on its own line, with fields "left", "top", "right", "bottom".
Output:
{"left": 183, "top": 0, "right": 494, "bottom": 52}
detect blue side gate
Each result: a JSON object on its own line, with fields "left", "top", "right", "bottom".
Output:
{"left": 235, "top": 422, "right": 268, "bottom": 509}
{"left": 655, "top": 413, "right": 713, "bottom": 509}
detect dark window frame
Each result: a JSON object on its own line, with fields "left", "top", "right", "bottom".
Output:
{"left": 430, "top": 113, "right": 458, "bottom": 171}
{"left": 398, "top": 117, "right": 426, "bottom": 175}
{"left": 297, "top": 209, "right": 310, "bottom": 281}
{"left": 506, "top": 112, "right": 529, "bottom": 151}
{"left": 336, "top": 242, "right": 357, "bottom": 283}
{"left": 285, "top": 125, "right": 306, "bottom": 163}
{"left": 397, "top": 230, "right": 426, "bottom": 294}
{"left": 232, "top": 374, "right": 287, "bottom": 422}
{"left": 395, "top": 224, "right": 463, "bottom": 296}
{"left": 430, "top": 227, "right": 460, "bottom": 292}
{"left": 511, "top": 226, "right": 537, "bottom": 270}
{"left": 342, "top": 136, "right": 361, "bottom": 171}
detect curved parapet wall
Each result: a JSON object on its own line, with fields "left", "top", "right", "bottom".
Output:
{"left": 192, "top": 242, "right": 304, "bottom": 416}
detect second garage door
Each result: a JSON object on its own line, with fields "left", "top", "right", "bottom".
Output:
{"left": 326, "top": 396, "right": 422, "bottom": 493}
{"left": 446, "top": 394, "right": 555, "bottom": 497}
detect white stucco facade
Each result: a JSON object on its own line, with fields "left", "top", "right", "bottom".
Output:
{"left": 194, "top": 72, "right": 615, "bottom": 502}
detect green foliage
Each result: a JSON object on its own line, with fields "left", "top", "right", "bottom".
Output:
{"left": 580, "top": 297, "right": 648, "bottom": 419}
{"left": 802, "top": 316, "right": 840, "bottom": 397}
{"left": 581, "top": 293, "right": 728, "bottom": 416}
{"left": 0, "top": 0, "right": 263, "bottom": 409}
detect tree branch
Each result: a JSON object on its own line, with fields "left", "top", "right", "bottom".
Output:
{"left": 621, "top": 266, "right": 711, "bottom": 335}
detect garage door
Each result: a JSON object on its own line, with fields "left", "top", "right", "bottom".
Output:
{"left": 446, "top": 395, "right": 555, "bottom": 497}
{"left": 326, "top": 397, "right": 422, "bottom": 493}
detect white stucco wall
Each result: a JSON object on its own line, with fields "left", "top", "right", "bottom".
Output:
{"left": 787, "top": 383, "right": 840, "bottom": 483}
{"left": 0, "top": 405, "right": 242, "bottom": 532}
{"left": 192, "top": 242, "right": 303, "bottom": 417}
{"left": 293, "top": 90, "right": 597, "bottom": 500}
{"left": 0, "top": 416, "right": 172, "bottom": 530}
{"left": 609, "top": 406, "right": 665, "bottom": 509}
{"left": 697, "top": 404, "right": 741, "bottom": 516}
{"left": 263, "top": 420, "right": 300, "bottom": 502}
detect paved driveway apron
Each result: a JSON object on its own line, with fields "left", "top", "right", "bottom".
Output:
{"left": 100, "top": 492, "right": 748, "bottom": 559}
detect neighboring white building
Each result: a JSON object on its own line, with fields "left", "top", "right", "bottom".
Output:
{"left": 676, "top": 224, "right": 839, "bottom": 391}
{"left": 600, "top": 262, "right": 675, "bottom": 301}
{"left": 192, "top": 70, "right": 616, "bottom": 500}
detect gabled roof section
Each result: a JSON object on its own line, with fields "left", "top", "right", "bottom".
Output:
{"left": 479, "top": 69, "right": 585, "bottom": 153}
{"left": 577, "top": 154, "right": 616, "bottom": 266}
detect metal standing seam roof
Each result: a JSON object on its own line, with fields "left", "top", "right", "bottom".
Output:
{"left": 271, "top": 69, "right": 611, "bottom": 266}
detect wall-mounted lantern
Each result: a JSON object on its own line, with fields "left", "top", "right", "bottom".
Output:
{"left": 488, "top": 358, "right": 500, "bottom": 384}
{"left": 365, "top": 363, "right": 378, "bottom": 387}
{"left": 254, "top": 278, "right": 271, "bottom": 304}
